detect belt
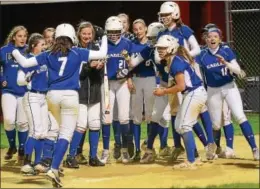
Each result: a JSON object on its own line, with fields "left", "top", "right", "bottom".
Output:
{"left": 29, "top": 89, "right": 47, "bottom": 94}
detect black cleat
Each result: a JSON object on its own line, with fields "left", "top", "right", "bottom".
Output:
{"left": 133, "top": 150, "right": 141, "bottom": 161}
{"left": 127, "top": 141, "right": 135, "bottom": 158}
{"left": 4, "top": 147, "right": 17, "bottom": 160}
{"left": 89, "top": 156, "right": 105, "bottom": 167}
{"left": 113, "top": 143, "right": 121, "bottom": 160}
{"left": 63, "top": 155, "right": 79, "bottom": 169}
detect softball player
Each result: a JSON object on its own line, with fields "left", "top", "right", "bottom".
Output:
{"left": 157, "top": 1, "right": 216, "bottom": 160}
{"left": 100, "top": 16, "right": 132, "bottom": 164}
{"left": 130, "top": 19, "right": 156, "bottom": 161}
{"left": 154, "top": 35, "right": 207, "bottom": 169}
{"left": 196, "top": 27, "right": 259, "bottom": 161}
{"left": 42, "top": 27, "right": 55, "bottom": 50}
{"left": 17, "top": 33, "right": 59, "bottom": 175}
{"left": 64, "top": 21, "right": 105, "bottom": 168}
{"left": 0, "top": 26, "right": 29, "bottom": 163}
{"left": 12, "top": 23, "right": 108, "bottom": 187}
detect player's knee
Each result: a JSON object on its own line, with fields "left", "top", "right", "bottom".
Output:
{"left": 88, "top": 122, "right": 101, "bottom": 131}
{"left": 212, "top": 123, "right": 221, "bottom": 130}
{"left": 159, "top": 119, "right": 169, "bottom": 128}
{"left": 176, "top": 125, "right": 192, "bottom": 135}
{"left": 17, "top": 122, "right": 29, "bottom": 132}
{"left": 75, "top": 125, "right": 87, "bottom": 133}
{"left": 235, "top": 115, "right": 247, "bottom": 124}
{"left": 119, "top": 120, "right": 129, "bottom": 125}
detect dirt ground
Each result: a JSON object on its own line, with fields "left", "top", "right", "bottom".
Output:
{"left": 1, "top": 135, "right": 259, "bottom": 188}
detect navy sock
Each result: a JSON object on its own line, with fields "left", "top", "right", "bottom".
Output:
{"left": 18, "top": 130, "right": 28, "bottom": 151}
{"left": 158, "top": 125, "right": 166, "bottom": 149}
{"left": 240, "top": 121, "right": 257, "bottom": 150}
{"left": 162, "top": 127, "right": 169, "bottom": 147}
{"left": 89, "top": 130, "right": 99, "bottom": 158}
{"left": 223, "top": 124, "right": 234, "bottom": 149}
{"left": 147, "top": 122, "right": 158, "bottom": 150}
{"left": 25, "top": 137, "right": 35, "bottom": 155}
{"left": 193, "top": 122, "right": 207, "bottom": 147}
{"left": 42, "top": 139, "right": 55, "bottom": 160}
{"left": 182, "top": 131, "right": 196, "bottom": 163}
{"left": 102, "top": 124, "right": 110, "bottom": 150}
{"left": 51, "top": 138, "right": 69, "bottom": 170}
{"left": 129, "top": 120, "right": 134, "bottom": 143}
{"left": 147, "top": 123, "right": 151, "bottom": 137}
{"left": 200, "top": 111, "right": 214, "bottom": 144}
{"left": 5, "top": 129, "right": 16, "bottom": 148}
{"left": 213, "top": 130, "right": 221, "bottom": 147}
{"left": 77, "top": 131, "right": 86, "bottom": 155}
{"left": 69, "top": 130, "right": 84, "bottom": 157}
{"left": 133, "top": 124, "right": 141, "bottom": 151}
{"left": 121, "top": 124, "right": 129, "bottom": 148}
{"left": 34, "top": 139, "right": 43, "bottom": 164}
{"left": 112, "top": 121, "right": 121, "bottom": 145}
{"left": 171, "top": 116, "right": 182, "bottom": 147}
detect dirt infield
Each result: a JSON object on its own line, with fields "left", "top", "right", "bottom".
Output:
{"left": 1, "top": 135, "right": 259, "bottom": 188}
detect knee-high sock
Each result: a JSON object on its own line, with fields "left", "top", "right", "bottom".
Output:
{"left": 240, "top": 121, "right": 257, "bottom": 150}
{"left": 133, "top": 124, "right": 141, "bottom": 151}
{"left": 34, "top": 139, "right": 43, "bottom": 165}
{"left": 182, "top": 131, "right": 196, "bottom": 163}
{"left": 51, "top": 138, "right": 69, "bottom": 170}
{"left": 171, "top": 116, "right": 182, "bottom": 148}
{"left": 5, "top": 129, "right": 16, "bottom": 149}
{"left": 200, "top": 111, "right": 214, "bottom": 143}
{"left": 25, "top": 137, "right": 35, "bottom": 157}
{"left": 42, "top": 139, "right": 55, "bottom": 160}
{"left": 77, "top": 131, "right": 86, "bottom": 154}
{"left": 18, "top": 130, "right": 28, "bottom": 151}
{"left": 223, "top": 124, "right": 234, "bottom": 149}
{"left": 158, "top": 125, "right": 167, "bottom": 149}
{"left": 112, "top": 120, "right": 121, "bottom": 145}
{"left": 121, "top": 124, "right": 129, "bottom": 148}
{"left": 69, "top": 130, "right": 84, "bottom": 157}
{"left": 147, "top": 122, "right": 158, "bottom": 150}
{"left": 89, "top": 130, "right": 99, "bottom": 158}
{"left": 193, "top": 122, "right": 207, "bottom": 147}
{"left": 213, "top": 130, "right": 221, "bottom": 147}
{"left": 102, "top": 124, "right": 110, "bottom": 150}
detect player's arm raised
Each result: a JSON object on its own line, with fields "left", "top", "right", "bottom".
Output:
{"left": 215, "top": 54, "right": 241, "bottom": 75}
{"left": 11, "top": 49, "right": 38, "bottom": 67}
{"left": 88, "top": 35, "right": 108, "bottom": 61}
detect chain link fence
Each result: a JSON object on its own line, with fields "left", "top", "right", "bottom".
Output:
{"left": 225, "top": 1, "right": 260, "bottom": 113}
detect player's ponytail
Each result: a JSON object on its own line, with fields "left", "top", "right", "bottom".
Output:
{"left": 176, "top": 46, "right": 195, "bottom": 65}
{"left": 50, "top": 36, "right": 73, "bottom": 56}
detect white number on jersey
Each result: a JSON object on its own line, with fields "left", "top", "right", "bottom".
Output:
{"left": 221, "top": 67, "right": 228, "bottom": 76}
{"left": 58, "top": 57, "right": 68, "bottom": 76}
{"left": 145, "top": 59, "right": 152, "bottom": 66}
{"left": 119, "top": 60, "right": 125, "bottom": 69}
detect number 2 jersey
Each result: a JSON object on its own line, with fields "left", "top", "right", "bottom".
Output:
{"left": 196, "top": 45, "right": 236, "bottom": 88}
{"left": 106, "top": 37, "right": 132, "bottom": 80}
{"left": 35, "top": 47, "right": 89, "bottom": 90}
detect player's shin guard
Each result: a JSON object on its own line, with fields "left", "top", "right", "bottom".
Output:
{"left": 18, "top": 130, "right": 28, "bottom": 151}
{"left": 89, "top": 130, "right": 99, "bottom": 158}
{"left": 102, "top": 124, "right": 110, "bottom": 150}
{"left": 42, "top": 139, "right": 55, "bottom": 160}
{"left": 193, "top": 122, "right": 207, "bottom": 147}
{"left": 121, "top": 124, "right": 129, "bottom": 148}
{"left": 200, "top": 111, "right": 214, "bottom": 144}
{"left": 69, "top": 130, "right": 84, "bottom": 157}
{"left": 223, "top": 124, "right": 234, "bottom": 149}
{"left": 182, "top": 131, "right": 196, "bottom": 163}
{"left": 240, "top": 121, "right": 257, "bottom": 150}
{"left": 34, "top": 139, "right": 43, "bottom": 165}
{"left": 77, "top": 132, "right": 86, "bottom": 155}
{"left": 213, "top": 130, "right": 221, "bottom": 147}
{"left": 147, "top": 122, "right": 158, "bottom": 150}
{"left": 171, "top": 116, "right": 182, "bottom": 148}
{"left": 5, "top": 129, "right": 16, "bottom": 148}
{"left": 133, "top": 124, "right": 141, "bottom": 151}
{"left": 51, "top": 138, "right": 69, "bottom": 169}
{"left": 112, "top": 121, "right": 121, "bottom": 146}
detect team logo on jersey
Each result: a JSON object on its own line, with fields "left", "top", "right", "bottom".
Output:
{"left": 107, "top": 53, "right": 124, "bottom": 58}
{"left": 206, "top": 62, "right": 223, "bottom": 69}
{"left": 36, "top": 65, "right": 48, "bottom": 73}
{"left": 6, "top": 53, "right": 17, "bottom": 63}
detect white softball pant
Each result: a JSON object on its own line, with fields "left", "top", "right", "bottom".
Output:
{"left": 207, "top": 81, "right": 247, "bottom": 130}
{"left": 1, "top": 93, "right": 28, "bottom": 132}
{"left": 131, "top": 76, "right": 156, "bottom": 124}
{"left": 175, "top": 86, "right": 207, "bottom": 134}
{"left": 101, "top": 80, "right": 130, "bottom": 124}
{"left": 76, "top": 103, "right": 101, "bottom": 131}
{"left": 46, "top": 90, "right": 79, "bottom": 142}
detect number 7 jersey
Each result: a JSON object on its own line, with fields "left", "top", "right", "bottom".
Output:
{"left": 196, "top": 45, "right": 236, "bottom": 88}
{"left": 35, "top": 47, "right": 89, "bottom": 90}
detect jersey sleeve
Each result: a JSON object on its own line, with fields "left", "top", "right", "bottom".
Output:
{"left": 224, "top": 46, "right": 236, "bottom": 62}
{"left": 181, "top": 25, "right": 194, "bottom": 40}
{"left": 170, "top": 57, "right": 186, "bottom": 76}
{"left": 77, "top": 48, "right": 90, "bottom": 63}
{"left": 35, "top": 52, "right": 48, "bottom": 66}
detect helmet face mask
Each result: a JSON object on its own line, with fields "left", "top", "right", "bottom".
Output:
{"left": 55, "top": 23, "right": 76, "bottom": 44}
{"left": 105, "top": 16, "right": 123, "bottom": 43}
